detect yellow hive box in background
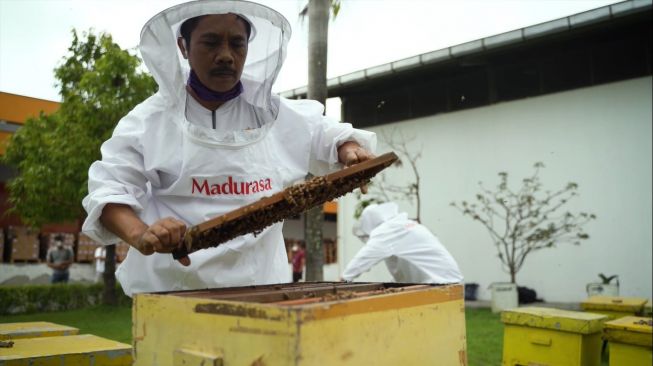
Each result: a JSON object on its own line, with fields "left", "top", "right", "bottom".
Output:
{"left": 501, "top": 306, "right": 607, "bottom": 366}
{"left": 643, "top": 300, "right": 652, "bottom": 317}
{"left": 581, "top": 296, "right": 648, "bottom": 320}
{"left": 0, "top": 334, "right": 132, "bottom": 365}
{"left": 603, "top": 316, "right": 652, "bottom": 366}
{"left": 132, "top": 282, "right": 467, "bottom": 366}
{"left": 0, "top": 322, "right": 78, "bottom": 340}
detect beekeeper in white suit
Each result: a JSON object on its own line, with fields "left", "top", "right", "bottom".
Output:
{"left": 342, "top": 202, "right": 463, "bottom": 284}
{"left": 82, "top": 0, "right": 376, "bottom": 296}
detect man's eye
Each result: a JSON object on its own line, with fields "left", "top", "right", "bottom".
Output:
{"left": 203, "top": 41, "right": 218, "bottom": 47}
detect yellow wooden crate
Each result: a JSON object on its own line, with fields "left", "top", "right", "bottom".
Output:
{"left": 581, "top": 296, "right": 648, "bottom": 320}
{"left": 0, "top": 321, "right": 79, "bottom": 340}
{"left": 501, "top": 306, "right": 608, "bottom": 366}
{"left": 603, "top": 316, "right": 652, "bottom": 366}
{"left": 132, "top": 282, "right": 467, "bottom": 366}
{"left": 0, "top": 334, "right": 132, "bottom": 365}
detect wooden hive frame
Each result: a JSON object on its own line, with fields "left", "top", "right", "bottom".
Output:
{"left": 172, "top": 152, "right": 398, "bottom": 259}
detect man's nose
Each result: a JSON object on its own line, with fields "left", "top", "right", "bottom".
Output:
{"left": 214, "top": 45, "right": 234, "bottom": 64}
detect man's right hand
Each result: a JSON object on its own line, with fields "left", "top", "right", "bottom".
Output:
{"left": 132, "top": 217, "right": 190, "bottom": 266}
{"left": 100, "top": 204, "right": 191, "bottom": 266}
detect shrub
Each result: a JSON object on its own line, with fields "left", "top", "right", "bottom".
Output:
{"left": 0, "top": 283, "right": 131, "bottom": 315}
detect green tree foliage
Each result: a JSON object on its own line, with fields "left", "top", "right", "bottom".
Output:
{"left": 3, "top": 30, "right": 155, "bottom": 306}
{"left": 2, "top": 30, "right": 156, "bottom": 227}
{"left": 451, "top": 162, "right": 596, "bottom": 284}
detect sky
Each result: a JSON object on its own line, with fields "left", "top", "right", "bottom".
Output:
{"left": 0, "top": 0, "right": 623, "bottom": 104}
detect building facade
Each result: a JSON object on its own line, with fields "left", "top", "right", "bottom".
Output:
{"left": 284, "top": 0, "right": 652, "bottom": 301}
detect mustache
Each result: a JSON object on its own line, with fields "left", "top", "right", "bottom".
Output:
{"left": 209, "top": 67, "right": 236, "bottom": 76}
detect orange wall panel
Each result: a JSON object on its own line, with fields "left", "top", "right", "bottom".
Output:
{"left": 0, "top": 92, "right": 60, "bottom": 124}
{"left": 323, "top": 201, "right": 338, "bottom": 214}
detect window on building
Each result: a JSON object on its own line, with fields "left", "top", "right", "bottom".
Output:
{"left": 540, "top": 48, "right": 592, "bottom": 94}
{"left": 494, "top": 61, "right": 541, "bottom": 102}
{"left": 448, "top": 69, "right": 489, "bottom": 111}
{"left": 411, "top": 80, "right": 448, "bottom": 119}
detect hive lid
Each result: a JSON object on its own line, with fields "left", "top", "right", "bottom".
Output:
{"left": 580, "top": 296, "right": 648, "bottom": 312}
{"left": 0, "top": 321, "right": 79, "bottom": 340}
{"left": 0, "top": 334, "right": 131, "bottom": 361}
{"left": 603, "top": 316, "right": 652, "bottom": 347}
{"left": 644, "top": 300, "right": 652, "bottom": 316}
{"left": 501, "top": 306, "right": 607, "bottom": 334}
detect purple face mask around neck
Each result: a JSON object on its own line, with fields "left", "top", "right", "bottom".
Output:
{"left": 187, "top": 69, "right": 243, "bottom": 102}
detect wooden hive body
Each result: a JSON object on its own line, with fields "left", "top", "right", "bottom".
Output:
{"left": 132, "top": 282, "right": 467, "bottom": 365}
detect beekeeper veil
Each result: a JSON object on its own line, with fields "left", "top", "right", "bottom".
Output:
{"left": 139, "top": 0, "right": 291, "bottom": 120}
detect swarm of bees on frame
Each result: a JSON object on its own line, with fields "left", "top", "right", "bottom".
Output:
{"left": 188, "top": 172, "right": 371, "bottom": 250}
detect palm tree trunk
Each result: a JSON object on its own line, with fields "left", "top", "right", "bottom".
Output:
{"left": 102, "top": 244, "right": 117, "bottom": 305}
{"left": 308, "top": 0, "right": 329, "bottom": 103}
{"left": 304, "top": 0, "right": 330, "bottom": 281}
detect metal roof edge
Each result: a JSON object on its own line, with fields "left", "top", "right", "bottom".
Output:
{"left": 280, "top": 0, "right": 652, "bottom": 98}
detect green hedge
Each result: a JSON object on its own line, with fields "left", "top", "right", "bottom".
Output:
{"left": 0, "top": 283, "right": 131, "bottom": 315}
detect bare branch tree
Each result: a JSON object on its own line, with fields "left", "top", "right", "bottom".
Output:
{"left": 355, "top": 128, "right": 423, "bottom": 222}
{"left": 451, "top": 162, "right": 596, "bottom": 283}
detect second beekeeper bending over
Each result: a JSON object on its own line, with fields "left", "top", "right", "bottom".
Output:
{"left": 343, "top": 202, "right": 463, "bottom": 284}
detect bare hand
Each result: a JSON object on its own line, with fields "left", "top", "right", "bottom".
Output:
{"left": 337, "top": 141, "right": 375, "bottom": 193}
{"left": 134, "top": 217, "right": 190, "bottom": 266}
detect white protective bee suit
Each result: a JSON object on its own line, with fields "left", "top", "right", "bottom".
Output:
{"left": 82, "top": 0, "right": 376, "bottom": 296}
{"left": 342, "top": 203, "right": 463, "bottom": 284}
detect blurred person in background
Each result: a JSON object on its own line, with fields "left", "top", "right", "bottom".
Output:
{"left": 46, "top": 235, "right": 74, "bottom": 284}
{"left": 291, "top": 243, "right": 305, "bottom": 283}
{"left": 342, "top": 202, "right": 463, "bottom": 284}
{"left": 94, "top": 245, "right": 106, "bottom": 283}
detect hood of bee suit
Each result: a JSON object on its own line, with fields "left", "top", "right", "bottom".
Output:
{"left": 139, "top": 0, "right": 291, "bottom": 120}
{"left": 354, "top": 202, "right": 400, "bottom": 237}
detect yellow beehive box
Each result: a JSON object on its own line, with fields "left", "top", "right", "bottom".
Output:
{"left": 603, "top": 316, "right": 652, "bottom": 366}
{"left": 642, "top": 300, "right": 652, "bottom": 317}
{"left": 581, "top": 296, "right": 648, "bottom": 320}
{"left": 132, "top": 282, "right": 467, "bottom": 366}
{"left": 0, "top": 334, "right": 132, "bottom": 365}
{"left": 501, "top": 306, "right": 607, "bottom": 366}
{"left": 0, "top": 321, "right": 78, "bottom": 340}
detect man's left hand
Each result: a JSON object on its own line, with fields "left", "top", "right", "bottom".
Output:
{"left": 337, "top": 141, "right": 374, "bottom": 193}
{"left": 337, "top": 141, "right": 374, "bottom": 167}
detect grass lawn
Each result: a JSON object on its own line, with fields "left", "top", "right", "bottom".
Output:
{"left": 465, "top": 308, "right": 504, "bottom": 365}
{"left": 1, "top": 304, "right": 133, "bottom": 344}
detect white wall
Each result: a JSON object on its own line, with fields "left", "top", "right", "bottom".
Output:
{"left": 338, "top": 76, "right": 653, "bottom": 302}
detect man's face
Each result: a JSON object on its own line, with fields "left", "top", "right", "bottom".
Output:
{"left": 182, "top": 14, "right": 248, "bottom": 92}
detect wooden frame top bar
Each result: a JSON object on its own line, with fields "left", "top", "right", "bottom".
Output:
{"left": 173, "top": 152, "right": 398, "bottom": 258}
